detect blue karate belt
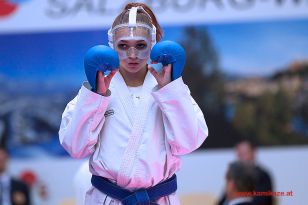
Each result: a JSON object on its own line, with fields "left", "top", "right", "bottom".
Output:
{"left": 91, "top": 174, "right": 177, "bottom": 205}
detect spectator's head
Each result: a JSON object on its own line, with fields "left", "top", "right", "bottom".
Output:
{"left": 235, "top": 139, "right": 256, "bottom": 164}
{"left": 225, "top": 161, "right": 256, "bottom": 201}
{"left": 0, "top": 146, "right": 9, "bottom": 174}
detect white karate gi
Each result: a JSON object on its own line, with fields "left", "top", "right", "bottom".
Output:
{"left": 59, "top": 71, "right": 208, "bottom": 205}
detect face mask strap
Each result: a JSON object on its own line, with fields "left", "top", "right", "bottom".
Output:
{"left": 108, "top": 28, "right": 114, "bottom": 48}
{"left": 108, "top": 6, "right": 157, "bottom": 49}
{"left": 129, "top": 7, "right": 138, "bottom": 26}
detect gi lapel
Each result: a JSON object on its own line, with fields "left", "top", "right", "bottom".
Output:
{"left": 116, "top": 71, "right": 158, "bottom": 187}
{"left": 112, "top": 72, "right": 135, "bottom": 126}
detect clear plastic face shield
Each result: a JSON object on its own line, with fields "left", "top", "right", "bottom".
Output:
{"left": 108, "top": 7, "right": 156, "bottom": 60}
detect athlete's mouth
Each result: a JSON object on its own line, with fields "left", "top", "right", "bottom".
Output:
{"left": 128, "top": 62, "right": 139, "bottom": 65}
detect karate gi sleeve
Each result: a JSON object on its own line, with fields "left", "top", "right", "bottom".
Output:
{"left": 59, "top": 82, "right": 110, "bottom": 158}
{"left": 152, "top": 77, "right": 209, "bottom": 155}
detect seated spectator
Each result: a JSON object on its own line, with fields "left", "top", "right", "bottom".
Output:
{"left": 0, "top": 146, "right": 31, "bottom": 205}
{"left": 224, "top": 161, "right": 256, "bottom": 205}
{"left": 217, "top": 139, "right": 274, "bottom": 205}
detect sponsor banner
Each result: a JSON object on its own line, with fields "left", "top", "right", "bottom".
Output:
{"left": 0, "top": 0, "right": 307, "bottom": 33}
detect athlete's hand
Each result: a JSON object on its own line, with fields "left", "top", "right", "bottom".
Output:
{"left": 148, "top": 63, "right": 172, "bottom": 88}
{"left": 96, "top": 69, "right": 119, "bottom": 96}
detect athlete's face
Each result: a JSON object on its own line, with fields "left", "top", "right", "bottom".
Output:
{"left": 118, "top": 39, "right": 150, "bottom": 74}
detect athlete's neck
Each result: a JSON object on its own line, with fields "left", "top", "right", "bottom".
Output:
{"left": 120, "top": 67, "right": 148, "bottom": 87}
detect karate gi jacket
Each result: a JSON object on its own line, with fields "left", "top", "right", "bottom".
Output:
{"left": 59, "top": 72, "right": 208, "bottom": 204}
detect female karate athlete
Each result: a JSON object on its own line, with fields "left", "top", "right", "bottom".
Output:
{"left": 59, "top": 2, "right": 208, "bottom": 205}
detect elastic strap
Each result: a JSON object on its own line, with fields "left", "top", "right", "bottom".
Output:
{"left": 129, "top": 7, "right": 138, "bottom": 26}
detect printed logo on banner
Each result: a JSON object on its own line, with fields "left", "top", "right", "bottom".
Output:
{"left": 0, "top": 0, "right": 30, "bottom": 18}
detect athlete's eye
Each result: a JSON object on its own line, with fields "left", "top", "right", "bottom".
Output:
{"left": 136, "top": 43, "right": 147, "bottom": 50}
{"left": 117, "top": 43, "right": 128, "bottom": 50}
